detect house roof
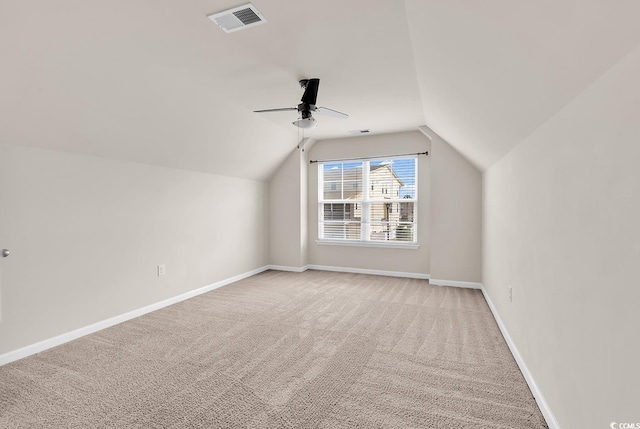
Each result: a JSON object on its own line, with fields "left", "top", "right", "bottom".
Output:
{"left": 2, "top": 1, "right": 639, "bottom": 180}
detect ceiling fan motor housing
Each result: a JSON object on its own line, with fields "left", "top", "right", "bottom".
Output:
{"left": 298, "top": 103, "right": 314, "bottom": 119}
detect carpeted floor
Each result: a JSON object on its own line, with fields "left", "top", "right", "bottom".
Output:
{"left": 0, "top": 270, "right": 547, "bottom": 428}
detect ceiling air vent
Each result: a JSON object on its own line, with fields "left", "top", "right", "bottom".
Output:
{"left": 349, "top": 129, "right": 371, "bottom": 135}
{"left": 207, "top": 3, "right": 267, "bottom": 33}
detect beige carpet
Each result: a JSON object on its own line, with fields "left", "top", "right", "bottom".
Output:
{"left": 0, "top": 270, "right": 547, "bottom": 428}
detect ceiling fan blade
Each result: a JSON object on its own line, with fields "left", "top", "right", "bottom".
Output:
{"left": 301, "top": 78, "right": 320, "bottom": 105}
{"left": 254, "top": 107, "right": 297, "bottom": 113}
{"left": 315, "top": 106, "right": 349, "bottom": 119}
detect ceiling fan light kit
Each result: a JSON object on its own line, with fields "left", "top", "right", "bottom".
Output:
{"left": 254, "top": 78, "right": 348, "bottom": 129}
{"left": 292, "top": 117, "right": 316, "bottom": 129}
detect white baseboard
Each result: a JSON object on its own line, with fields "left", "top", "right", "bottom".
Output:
{"left": 0, "top": 265, "right": 270, "bottom": 367}
{"left": 306, "top": 264, "right": 430, "bottom": 280}
{"left": 480, "top": 285, "right": 560, "bottom": 429}
{"left": 266, "top": 264, "right": 309, "bottom": 273}
{"left": 270, "top": 265, "right": 487, "bottom": 289}
{"left": 429, "top": 278, "right": 482, "bottom": 289}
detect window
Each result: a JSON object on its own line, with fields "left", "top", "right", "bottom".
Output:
{"left": 318, "top": 156, "right": 417, "bottom": 245}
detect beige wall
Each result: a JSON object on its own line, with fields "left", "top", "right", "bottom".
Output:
{"left": 268, "top": 147, "right": 308, "bottom": 268}
{"left": 300, "top": 145, "right": 309, "bottom": 267}
{"left": 307, "top": 131, "right": 431, "bottom": 275}
{"left": 429, "top": 130, "right": 482, "bottom": 283}
{"left": 0, "top": 144, "right": 269, "bottom": 355}
{"left": 483, "top": 45, "right": 640, "bottom": 427}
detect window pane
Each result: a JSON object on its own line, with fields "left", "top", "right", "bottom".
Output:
{"left": 343, "top": 181, "right": 362, "bottom": 199}
{"left": 323, "top": 203, "right": 359, "bottom": 221}
{"left": 342, "top": 164, "right": 363, "bottom": 180}
{"left": 370, "top": 158, "right": 416, "bottom": 199}
{"left": 370, "top": 201, "right": 415, "bottom": 241}
{"left": 370, "top": 222, "right": 414, "bottom": 241}
{"left": 323, "top": 222, "right": 361, "bottom": 240}
{"left": 369, "top": 165, "right": 394, "bottom": 197}
{"left": 322, "top": 162, "right": 363, "bottom": 200}
{"left": 369, "top": 222, "right": 391, "bottom": 241}
{"left": 323, "top": 182, "right": 343, "bottom": 200}
{"left": 399, "top": 201, "right": 415, "bottom": 222}
{"left": 325, "top": 204, "right": 341, "bottom": 220}
{"left": 369, "top": 202, "right": 393, "bottom": 221}
{"left": 322, "top": 163, "right": 343, "bottom": 181}
{"left": 396, "top": 222, "right": 415, "bottom": 241}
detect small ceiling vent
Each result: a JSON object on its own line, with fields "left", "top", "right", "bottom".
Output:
{"left": 349, "top": 129, "right": 371, "bottom": 135}
{"left": 207, "top": 3, "right": 267, "bottom": 33}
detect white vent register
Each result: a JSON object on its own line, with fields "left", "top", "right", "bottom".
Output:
{"left": 207, "top": 3, "right": 267, "bottom": 33}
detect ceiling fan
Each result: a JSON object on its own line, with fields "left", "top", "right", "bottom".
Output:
{"left": 254, "top": 78, "right": 348, "bottom": 129}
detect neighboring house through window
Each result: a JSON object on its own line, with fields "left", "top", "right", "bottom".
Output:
{"left": 318, "top": 156, "right": 417, "bottom": 244}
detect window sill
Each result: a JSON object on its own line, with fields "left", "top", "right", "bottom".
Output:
{"left": 316, "top": 239, "right": 420, "bottom": 250}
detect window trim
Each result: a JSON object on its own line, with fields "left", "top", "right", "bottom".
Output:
{"left": 317, "top": 155, "right": 418, "bottom": 247}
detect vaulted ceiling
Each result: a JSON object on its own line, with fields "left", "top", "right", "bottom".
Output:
{"left": 2, "top": 1, "right": 639, "bottom": 180}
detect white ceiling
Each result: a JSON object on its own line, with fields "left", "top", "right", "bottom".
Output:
{"left": 2, "top": 1, "right": 640, "bottom": 180}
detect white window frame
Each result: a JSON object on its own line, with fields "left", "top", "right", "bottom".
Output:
{"left": 317, "top": 156, "right": 419, "bottom": 249}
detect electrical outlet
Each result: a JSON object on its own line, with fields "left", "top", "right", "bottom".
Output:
{"left": 508, "top": 287, "right": 513, "bottom": 302}
{"left": 158, "top": 264, "right": 166, "bottom": 276}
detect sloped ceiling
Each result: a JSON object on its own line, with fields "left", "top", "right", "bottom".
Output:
{"left": 405, "top": 0, "right": 640, "bottom": 170}
{"left": 2, "top": 1, "right": 639, "bottom": 180}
